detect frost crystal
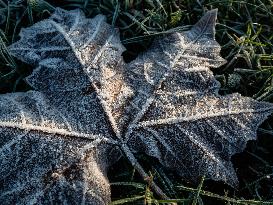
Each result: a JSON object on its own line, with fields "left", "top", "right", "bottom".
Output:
{"left": 0, "top": 8, "right": 273, "bottom": 204}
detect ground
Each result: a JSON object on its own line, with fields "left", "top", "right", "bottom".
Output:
{"left": 0, "top": 0, "right": 273, "bottom": 204}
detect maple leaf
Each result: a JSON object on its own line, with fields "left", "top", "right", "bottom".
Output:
{"left": 0, "top": 8, "right": 272, "bottom": 204}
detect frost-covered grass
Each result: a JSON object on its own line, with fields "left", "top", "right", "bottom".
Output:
{"left": 1, "top": 0, "right": 273, "bottom": 204}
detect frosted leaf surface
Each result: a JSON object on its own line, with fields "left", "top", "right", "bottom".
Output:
{"left": 0, "top": 91, "right": 116, "bottom": 204}
{"left": 123, "top": 10, "right": 273, "bottom": 187}
{"left": 8, "top": 8, "right": 132, "bottom": 125}
{"left": 1, "top": 8, "right": 273, "bottom": 204}
{"left": 1, "top": 8, "right": 125, "bottom": 204}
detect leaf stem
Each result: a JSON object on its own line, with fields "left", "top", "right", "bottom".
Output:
{"left": 121, "top": 143, "right": 168, "bottom": 199}
{"left": 92, "top": 83, "right": 169, "bottom": 200}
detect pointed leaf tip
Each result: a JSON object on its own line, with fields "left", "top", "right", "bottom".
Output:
{"left": 191, "top": 9, "right": 218, "bottom": 39}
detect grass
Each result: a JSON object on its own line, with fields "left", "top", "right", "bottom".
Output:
{"left": 1, "top": 0, "right": 273, "bottom": 204}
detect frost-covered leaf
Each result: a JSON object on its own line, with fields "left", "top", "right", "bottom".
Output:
{"left": 122, "top": 10, "right": 273, "bottom": 187}
{"left": 0, "top": 8, "right": 125, "bottom": 204}
{"left": 1, "top": 8, "right": 273, "bottom": 204}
